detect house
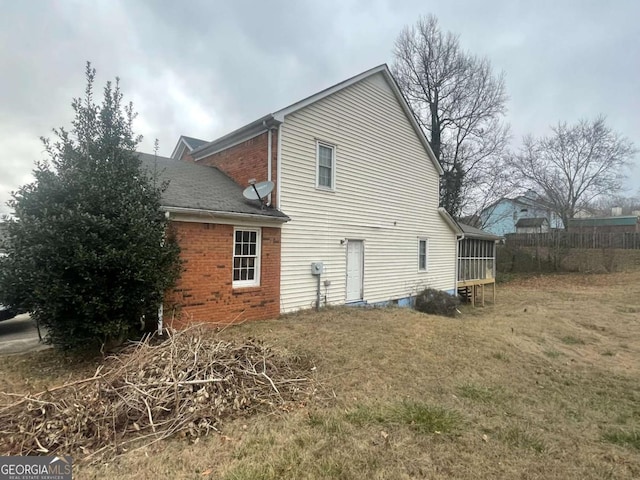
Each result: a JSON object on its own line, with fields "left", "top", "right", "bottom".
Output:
{"left": 479, "top": 191, "right": 562, "bottom": 236}
{"left": 157, "top": 64, "right": 460, "bottom": 325}
{"left": 515, "top": 217, "right": 549, "bottom": 234}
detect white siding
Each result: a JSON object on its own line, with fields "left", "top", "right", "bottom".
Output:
{"left": 279, "top": 72, "right": 457, "bottom": 312}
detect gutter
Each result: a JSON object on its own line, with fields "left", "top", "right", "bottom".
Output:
{"left": 162, "top": 206, "right": 290, "bottom": 223}
{"left": 191, "top": 115, "right": 281, "bottom": 160}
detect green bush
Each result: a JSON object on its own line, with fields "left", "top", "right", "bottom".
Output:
{"left": 0, "top": 63, "right": 181, "bottom": 351}
{"left": 414, "top": 288, "right": 460, "bottom": 317}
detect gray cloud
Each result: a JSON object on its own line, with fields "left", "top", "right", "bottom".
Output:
{"left": 1, "top": 0, "right": 639, "bottom": 216}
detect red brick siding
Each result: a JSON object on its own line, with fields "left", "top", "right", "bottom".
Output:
{"left": 165, "top": 221, "right": 281, "bottom": 327}
{"left": 180, "top": 148, "right": 194, "bottom": 163}
{"left": 195, "top": 130, "right": 278, "bottom": 206}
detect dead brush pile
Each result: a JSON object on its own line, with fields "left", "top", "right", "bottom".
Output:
{"left": 0, "top": 326, "right": 315, "bottom": 460}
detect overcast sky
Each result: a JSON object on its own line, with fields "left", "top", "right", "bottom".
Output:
{"left": 1, "top": 0, "right": 638, "bottom": 216}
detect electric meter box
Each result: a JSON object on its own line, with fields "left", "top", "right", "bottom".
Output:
{"left": 311, "top": 262, "right": 324, "bottom": 275}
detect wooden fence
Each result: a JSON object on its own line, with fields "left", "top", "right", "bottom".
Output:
{"left": 505, "top": 232, "right": 640, "bottom": 249}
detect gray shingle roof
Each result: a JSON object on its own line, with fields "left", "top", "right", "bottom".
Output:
{"left": 138, "top": 153, "right": 288, "bottom": 221}
{"left": 182, "top": 136, "right": 208, "bottom": 151}
{"left": 458, "top": 222, "right": 502, "bottom": 240}
{"left": 515, "top": 217, "right": 547, "bottom": 228}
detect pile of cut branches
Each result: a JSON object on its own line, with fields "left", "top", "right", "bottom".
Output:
{"left": 0, "top": 327, "right": 315, "bottom": 460}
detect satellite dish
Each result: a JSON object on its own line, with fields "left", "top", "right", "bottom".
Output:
{"left": 242, "top": 180, "right": 274, "bottom": 202}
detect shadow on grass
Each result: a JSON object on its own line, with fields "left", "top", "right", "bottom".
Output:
{"left": 603, "top": 429, "right": 640, "bottom": 450}
{"left": 497, "top": 426, "right": 547, "bottom": 453}
{"left": 344, "top": 400, "right": 461, "bottom": 434}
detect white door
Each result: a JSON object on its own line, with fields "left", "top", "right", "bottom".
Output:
{"left": 346, "top": 240, "right": 364, "bottom": 302}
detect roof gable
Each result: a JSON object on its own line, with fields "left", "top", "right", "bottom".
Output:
{"left": 170, "top": 135, "right": 208, "bottom": 160}
{"left": 191, "top": 65, "right": 443, "bottom": 174}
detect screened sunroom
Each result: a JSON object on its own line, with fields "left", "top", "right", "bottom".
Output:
{"left": 457, "top": 223, "right": 501, "bottom": 306}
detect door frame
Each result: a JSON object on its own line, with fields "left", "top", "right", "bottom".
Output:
{"left": 345, "top": 239, "right": 364, "bottom": 303}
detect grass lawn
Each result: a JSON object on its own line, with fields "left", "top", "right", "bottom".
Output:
{"left": 2, "top": 271, "right": 640, "bottom": 479}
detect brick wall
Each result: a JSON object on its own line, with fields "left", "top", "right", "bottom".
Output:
{"left": 180, "top": 148, "right": 194, "bottom": 163}
{"left": 165, "top": 221, "right": 281, "bottom": 327}
{"left": 194, "top": 130, "right": 278, "bottom": 206}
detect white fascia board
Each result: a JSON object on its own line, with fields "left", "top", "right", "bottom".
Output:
{"left": 190, "top": 115, "right": 281, "bottom": 160}
{"left": 162, "top": 206, "right": 289, "bottom": 224}
{"left": 189, "top": 64, "right": 443, "bottom": 174}
{"left": 170, "top": 137, "right": 191, "bottom": 160}
{"left": 272, "top": 64, "right": 388, "bottom": 121}
{"left": 272, "top": 64, "right": 443, "bottom": 176}
{"left": 382, "top": 69, "right": 444, "bottom": 176}
{"left": 438, "top": 207, "right": 463, "bottom": 236}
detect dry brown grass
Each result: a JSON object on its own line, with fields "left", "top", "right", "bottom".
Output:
{"left": 2, "top": 271, "right": 640, "bottom": 479}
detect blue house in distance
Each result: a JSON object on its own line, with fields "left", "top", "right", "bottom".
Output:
{"left": 479, "top": 191, "right": 563, "bottom": 236}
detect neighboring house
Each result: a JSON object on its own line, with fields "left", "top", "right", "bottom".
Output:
{"left": 480, "top": 191, "right": 562, "bottom": 236}
{"left": 158, "top": 64, "right": 460, "bottom": 325}
{"left": 515, "top": 217, "right": 549, "bottom": 234}
{"left": 568, "top": 216, "right": 640, "bottom": 234}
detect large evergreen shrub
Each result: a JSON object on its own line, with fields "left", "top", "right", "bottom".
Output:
{"left": 0, "top": 63, "right": 180, "bottom": 350}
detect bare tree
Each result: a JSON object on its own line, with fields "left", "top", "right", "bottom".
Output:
{"left": 590, "top": 193, "right": 640, "bottom": 216}
{"left": 392, "top": 14, "right": 510, "bottom": 218}
{"left": 511, "top": 116, "right": 636, "bottom": 229}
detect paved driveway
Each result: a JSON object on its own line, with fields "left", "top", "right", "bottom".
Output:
{"left": 0, "top": 313, "right": 48, "bottom": 355}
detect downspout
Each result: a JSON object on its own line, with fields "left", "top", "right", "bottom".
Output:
{"left": 158, "top": 210, "right": 171, "bottom": 336}
{"left": 276, "top": 124, "right": 282, "bottom": 209}
{"left": 267, "top": 127, "right": 272, "bottom": 205}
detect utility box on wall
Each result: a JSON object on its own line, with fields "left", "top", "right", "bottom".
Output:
{"left": 311, "top": 262, "right": 324, "bottom": 275}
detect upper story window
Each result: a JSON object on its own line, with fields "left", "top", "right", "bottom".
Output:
{"left": 316, "top": 142, "right": 335, "bottom": 190}
{"left": 233, "top": 228, "right": 261, "bottom": 288}
{"left": 418, "top": 238, "right": 428, "bottom": 271}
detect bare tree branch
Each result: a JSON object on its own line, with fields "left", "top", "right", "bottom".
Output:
{"left": 392, "top": 14, "right": 511, "bottom": 218}
{"left": 510, "top": 116, "right": 636, "bottom": 229}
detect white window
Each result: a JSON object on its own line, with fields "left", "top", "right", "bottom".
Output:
{"left": 233, "top": 228, "right": 261, "bottom": 287}
{"left": 316, "top": 142, "right": 335, "bottom": 190}
{"left": 418, "top": 238, "right": 428, "bottom": 271}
